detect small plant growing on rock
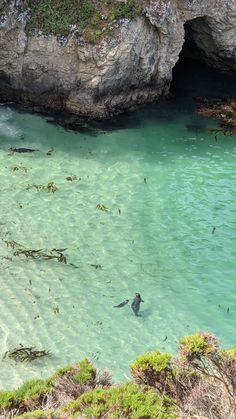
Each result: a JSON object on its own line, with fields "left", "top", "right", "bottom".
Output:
{"left": 113, "top": 0, "right": 143, "bottom": 19}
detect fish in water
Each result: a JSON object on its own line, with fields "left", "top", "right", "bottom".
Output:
{"left": 114, "top": 299, "right": 129, "bottom": 308}
{"left": 212, "top": 226, "right": 216, "bottom": 234}
{"left": 9, "top": 147, "right": 39, "bottom": 153}
{"left": 131, "top": 293, "right": 144, "bottom": 316}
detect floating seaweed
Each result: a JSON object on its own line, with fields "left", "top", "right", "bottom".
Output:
{"left": 91, "top": 264, "right": 102, "bottom": 270}
{"left": 46, "top": 147, "right": 54, "bottom": 156}
{"left": 197, "top": 97, "right": 236, "bottom": 136}
{"left": 96, "top": 204, "right": 109, "bottom": 212}
{"left": 69, "top": 263, "right": 79, "bottom": 269}
{"left": 10, "top": 166, "right": 28, "bottom": 173}
{"left": 66, "top": 175, "right": 78, "bottom": 181}
{"left": 4, "top": 241, "right": 67, "bottom": 264}
{"left": 26, "top": 182, "right": 58, "bottom": 193}
{"left": 0, "top": 255, "right": 13, "bottom": 261}
{"left": 3, "top": 344, "right": 50, "bottom": 363}
{"left": 9, "top": 147, "right": 39, "bottom": 154}
{"left": 53, "top": 306, "right": 60, "bottom": 314}
{"left": 5, "top": 240, "right": 23, "bottom": 250}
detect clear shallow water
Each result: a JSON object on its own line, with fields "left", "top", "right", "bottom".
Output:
{"left": 0, "top": 60, "right": 236, "bottom": 389}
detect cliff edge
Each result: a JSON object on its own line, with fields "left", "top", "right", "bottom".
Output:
{"left": 0, "top": 0, "right": 236, "bottom": 118}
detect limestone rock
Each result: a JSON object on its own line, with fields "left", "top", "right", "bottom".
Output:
{"left": 0, "top": 0, "right": 236, "bottom": 118}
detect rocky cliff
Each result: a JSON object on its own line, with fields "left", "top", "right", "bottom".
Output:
{"left": 0, "top": 0, "right": 236, "bottom": 118}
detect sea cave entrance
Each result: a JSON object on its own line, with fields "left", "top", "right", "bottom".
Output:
{"left": 170, "top": 16, "right": 225, "bottom": 98}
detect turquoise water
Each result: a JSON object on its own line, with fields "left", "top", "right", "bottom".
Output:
{"left": 0, "top": 60, "right": 236, "bottom": 389}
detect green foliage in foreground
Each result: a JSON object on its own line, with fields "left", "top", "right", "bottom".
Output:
{"left": 130, "top": 350, "right": 172, "bottom": 372}
{"left": 53, "top": 364, "right": 73, "bottom": 378}
{"left": 0, "top": 391, "right": 15, "bottom": 409}
{"left": 73, "top": 358, "right": 96, "bottom": 384}
{"left": 0, "top": 359, "right": 97, "bottom": 412}
{"left": 221, "top": 346, "right": 236, "bottom": 359}
{"left": 2, "top": 333, "right": 236, "bottom": 418}
{"left": 14, "top": 378, "right": 52, "bottom": 402}
{"left": 64, "top": 382, "right": 177, "bottom": 418}
{"left": 180, "top": 332, "right": 214, "bottom": 356}
{"left": 0, "top": 379, "right": 52, "bottom": 410}
{"left": 17, "top": 410, "right": 55, "bottom": 418}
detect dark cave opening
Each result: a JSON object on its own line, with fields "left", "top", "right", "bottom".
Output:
{"left": 171, "top": 18, "right": 236, "bottom": 99}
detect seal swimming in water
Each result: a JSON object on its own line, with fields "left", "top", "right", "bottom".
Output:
{"left": 9, "top": 147, "right": 39, "bottom": 153}
{"left": 131, "top": 293, "right": 144, "bottom": 316}
{"left": 114, "top": 299, "right": 129, "bottom": 308}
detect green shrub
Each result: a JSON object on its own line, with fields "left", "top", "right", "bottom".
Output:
{"left": 130, "top": 351, "right": 172, "bottom": 373}
{"left": 130, "top": 350, "right": 174, "bottom": 390}
{"left": 73, "top": 359, "right": 96, "bottom": 384}
{"left": 0, "top": 390, "right": 15, "bottom": 409}
{"left": 14, "top": 378, "right": 52, "bottom": 402}
{"left": 180, "top": 334, "right": 208, "bottom": 354}
{"left": 221, "top": 346, "right": 236, "bottom": 359}
{"left": 64, "top": 382, "right": 177, "bottom": 418}
{"left": 113, "top": 0, "right": 142, "bottom": 20}
{"left": 79, "top": 0, "right": 95, "bottom": 22}
{"left": 26, "top": 0, "right": 95, "bottom": 36}
{"left": 53, "top": 364, "right": 73, "bottom": 378}
{"left": 16, "top": 409, "right": 55, "bottom": 418}
{"left": 179, "top": 332, "right": 217, "bottom": 359}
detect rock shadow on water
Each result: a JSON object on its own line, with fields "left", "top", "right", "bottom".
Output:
{"left": 46, "top": 110, "right": 143, "bottom": 136}
{"left": 185, "top": 121, "right": 208, "bottom": 134}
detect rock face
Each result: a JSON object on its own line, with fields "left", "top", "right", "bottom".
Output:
{"left": 1, "top": 0, "right": 236, "bottom": 118}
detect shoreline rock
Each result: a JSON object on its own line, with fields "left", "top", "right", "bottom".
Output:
{"left": 1, "top": 1, "right": 236, "bottom": 119}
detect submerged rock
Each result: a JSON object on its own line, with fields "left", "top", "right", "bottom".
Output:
{"left": 0, "top": 1, "right": 236, "bottom": 118}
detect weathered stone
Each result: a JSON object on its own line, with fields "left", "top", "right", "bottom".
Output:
{"left": 0, "top": 1, "right": 236, "bottom": 118}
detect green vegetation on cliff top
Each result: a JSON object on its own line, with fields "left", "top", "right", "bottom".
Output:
{"left": 24, "top": 0, "right": 145, "bottom": 41}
